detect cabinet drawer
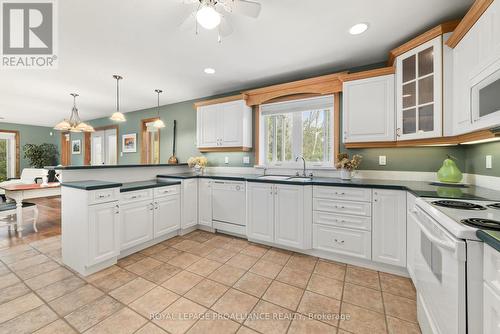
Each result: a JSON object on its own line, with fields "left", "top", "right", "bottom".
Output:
{"left": 120, "top": 189, "right": 153, "bottom": 203}
{"left": 154, "top": 185, "right": 181, "bottom": 198}
{"left": 88, "top": 188, "right": 120, "bottom": 205}
{"left": 313, "top": 186, "right": 372, "bottom": 202}
{"left": 313, "top": 224, "right": 371, "bottom": 260}
{"left": 484, "top": 244, "right": 500, "bottom": 295}
{"left": 313, "top": 198, "right": 372, "bottom": 217}
{"left": 313, "top": 211, "right": 371, "bottom": 231}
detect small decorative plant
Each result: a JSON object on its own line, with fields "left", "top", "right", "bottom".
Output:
{"left": 335, "top": 153, "right": 362, "bottom": 180}
{"left": 188, "top": 156, "right": 208, "bottom": 175}
{"left": 23, "top": 143, "right": 59, "bottom": 168}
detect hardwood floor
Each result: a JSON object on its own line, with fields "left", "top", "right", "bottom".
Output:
{"left": 0, "top": 197, "right": 61, "bottom": 250}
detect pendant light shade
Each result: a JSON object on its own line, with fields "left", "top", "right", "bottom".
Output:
{"left": 110, "top": 75, "right": 126, "bottom": 122}
{"left": 153, "top": 89, "right": 165, "bottom": 128}
{"left": 54, "top": 93, "right": 95, "bottom": 132}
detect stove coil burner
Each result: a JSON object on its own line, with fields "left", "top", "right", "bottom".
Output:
{"left": 461, "top": 218, "right": 500, "bottom": 231}
{"left": 487, "top": 203, "right": 500, "bottom": 210}
{"left": 432, "top": 200, "right": 487, "bottom": 210}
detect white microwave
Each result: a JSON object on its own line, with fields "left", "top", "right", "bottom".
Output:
{"left": 471, "top": 58, "right": 500, "bottom": 126}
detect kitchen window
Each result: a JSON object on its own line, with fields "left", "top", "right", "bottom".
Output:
{"left": 259, "top": 95, "right": 335, "bottom": 167}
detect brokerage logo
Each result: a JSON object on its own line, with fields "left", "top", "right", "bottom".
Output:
{"left": 1, "top": 0, "right": 57, "bottom": 69}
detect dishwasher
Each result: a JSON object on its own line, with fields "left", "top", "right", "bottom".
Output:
{"left": 211, "top": 180, "right": 246, "bottom": 235}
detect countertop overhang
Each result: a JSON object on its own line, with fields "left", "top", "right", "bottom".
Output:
{"left": 49, "top": 163, "right": 188, "bottom": 170}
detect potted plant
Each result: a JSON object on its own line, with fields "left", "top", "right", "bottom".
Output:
{"left": 335, "top": 153, "right": 362, "bottom": 180}
{"left": 188, "top": 156, "right": 208, "bottom": 175}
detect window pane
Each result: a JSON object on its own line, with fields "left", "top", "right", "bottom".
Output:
{"left": 403, "top": 108, "right": 416, "bottom": 134}
{"left": 419, "top": 105, "right": 434, "bottom": 132}
{"left": 402, "top": 55, "right": 416, "bottom": 83}
{"left": 418, "top": 76, "right": 433, "bottom": 104}
{"left": 418, "top": 47, "right": 434, "bottom": 77}
{"left": 266, "top": 116, "right": 274, "bottom": 163}
{"left": 265, "top": 114, "right": 292, "bottom": 163}
{"left": 302, "top": 109, "right": 329, "bottom": 162}
{"left": 403, "top": 82, "right": 416, "bottom": 108}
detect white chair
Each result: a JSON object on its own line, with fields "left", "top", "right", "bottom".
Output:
{"left": 0, "top": 202, "right": 39, "bottom": 232}
{"left": 0, "top": 168, "right": 48, "bottom": 199}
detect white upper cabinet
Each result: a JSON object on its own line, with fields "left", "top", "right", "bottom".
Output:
{"left": 197, "top": 99, "right": 252, "bottom": 150}
{"left": 372, "top": 189, "right": 407, "bottom": 267}
{"left": 396, "top": 36, "right": 443, "bottom": 140}
{"left": 453, "top": 0, "right": 500, "bottom": 134}
{"left": 343, "top": 74, "right": 395, "bottom": 143}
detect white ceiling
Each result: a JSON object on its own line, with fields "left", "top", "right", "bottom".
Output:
{"left": 0, "top": 0, "right": 473, "bottom": 127}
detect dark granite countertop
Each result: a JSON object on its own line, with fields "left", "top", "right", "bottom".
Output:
{"left": 477, "top": 230, "right": 500, "bottom": 252}
{"left": 50, "top": 163, "right": 188, "bottom": 170}
{"left": 61, "top": 180, "right": 123, "bottom": 190}
{"left": 120, "top": 180, "right": 181, "bottom": 193}
{"left": 157, "top": 173, "right": 500, "bottom": 201}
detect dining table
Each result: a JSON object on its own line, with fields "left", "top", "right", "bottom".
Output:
{"left": 0, "top": 182, "right": 60, "bottom": 237}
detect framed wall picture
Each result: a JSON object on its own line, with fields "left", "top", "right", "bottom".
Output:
{"left": 122, "top": 133, "right": 137, "bottom": 153}
{"left": 71, "top": 140, "right": 81, "bottom": 154}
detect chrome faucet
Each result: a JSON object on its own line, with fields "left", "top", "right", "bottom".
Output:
{"left": 263, "top": 167, "right": 267, "bottom": 176}
{"left": 295, "top": 156, "right": 306, "bottom": 177}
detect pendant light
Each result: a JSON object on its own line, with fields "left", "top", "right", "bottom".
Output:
{"left": 153, "top": 89, "right": 165, "bottom": 128}
{"left": 54, "top": 93, "right": 95, "bottom": 132}
{"left": 110, "top": 74, "right": 126, "bottom": 122}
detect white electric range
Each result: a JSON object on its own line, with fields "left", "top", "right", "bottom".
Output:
{"left": 409, "top": 197, "right": 500, "bottom": 334}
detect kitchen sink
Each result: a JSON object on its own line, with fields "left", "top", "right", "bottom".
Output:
{"left": 287, "top": 177, "right": 312, "bottom": 182}
{"left": 257, "top": 175, "right": 292, "bottom": 181}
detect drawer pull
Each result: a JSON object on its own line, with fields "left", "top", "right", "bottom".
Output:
{"left": 333, "top": 238, "right": 345, "bottom": 244}
{"left": 98, "top": 194, "right": 111, "bottom": 199}
{"left": 335, "top": 192, "right": 346, "bottom": 195}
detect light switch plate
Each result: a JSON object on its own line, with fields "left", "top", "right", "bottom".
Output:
{"left": 379, "top": 156, "right": 387, "bottom": 166}
{"left": 243, "top": 156, "right": 250, "bottom": 164}
{"left": 224, "top": 156, "right": 229, "bottom": 164}
{"left": 486, "top": 155, "right": 492, "bottom": 169}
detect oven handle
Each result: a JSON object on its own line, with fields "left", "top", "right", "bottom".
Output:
{"left": 412, "top": 208, "right": 457, "bottom": 252}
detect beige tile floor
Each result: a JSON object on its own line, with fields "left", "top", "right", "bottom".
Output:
{"left": 0, "top": 230, "right": 421, "bottom": 334}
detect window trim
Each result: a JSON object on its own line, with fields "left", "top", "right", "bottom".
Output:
{"left": 256, "top": 94, "right": 339, "bottom": 169}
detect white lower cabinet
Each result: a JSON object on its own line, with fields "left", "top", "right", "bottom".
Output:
{"left": 483, "top": 243, "right": 500, "bottom": 334}
{"left": 120, "top": 199, "right": 154, "bottom": 251}
{"left": 313, "top": 224, "right": 371, "bottom": 259}
{"left": 247, "top": 182, "right": 275, "bottom": 243}
{"left": 88, "top": 201, "right": 120, "bottom": 266}
{"left": 198, "top": 179, "right": 213, "bottom": 227}
{"left": 247, "top": 182, "right": 311, "bottom": 249}
{"left": 372, "top": 189, "right": 407, "bottom": 267}
{"left": 182, "top": 179, "right": 198, "bottom": 229}
{"left": 154, "top": 194, "right": 181, "bottom": 237}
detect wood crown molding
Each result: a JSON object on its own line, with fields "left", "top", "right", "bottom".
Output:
{"left": 242, "top": 72, "right": 347, "bottom": 106}
{"left": 340, "top": 67, "right": 395, "bottom": 82}
{"left": 344, "top": 129, "right": 498, "bottom": 148}
{"left": 193, "top": 94, "right": 247, "bottom": 109}
{"left": 198, "top": 146, "right": 252, "bottom": 153}
{"left": 446, "top": 0, "right": 494, "bottom": 48}
{"left": 387, "top": 20, "right": 461, "bottom": 66}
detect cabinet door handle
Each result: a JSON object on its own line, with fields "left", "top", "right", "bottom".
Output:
{"left": 334, "top": 238, "right": 345, "bottom": 244}
{"left": 396, "top": 128, "right": 401, "bottom": 137}
{"left": 149, "top": 203, "right": 154, "bottom": 210}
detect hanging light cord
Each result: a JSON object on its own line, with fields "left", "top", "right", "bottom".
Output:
{"left": 155, "top": 89, "right": 163, "bottom": 117}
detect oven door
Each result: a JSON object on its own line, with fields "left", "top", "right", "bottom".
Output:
{"left": 412, "top": 205, "right": 467, "bottom": 334}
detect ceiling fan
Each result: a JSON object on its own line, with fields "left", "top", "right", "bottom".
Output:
{"left": 180, "top": 0, "right": 262, "bottom": 41}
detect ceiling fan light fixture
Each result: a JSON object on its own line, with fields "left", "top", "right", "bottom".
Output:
{"left": 349, "top": 23, "right": 369, "bottom": 35}
{"left": 196, "top": 3, "right": 221, "bottom": 30}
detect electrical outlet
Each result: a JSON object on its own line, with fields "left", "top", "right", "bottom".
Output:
{"left": 379, "top": 156, "right": 387, "bottom": 166}
{"left": 224, "top": 156, "right": 229, "bottom": 164}
{"left": 243, "top": 156, "right": 250, "bottom": 164}
{"left": 486, "top": 155, "right": 493, "bottom": 169}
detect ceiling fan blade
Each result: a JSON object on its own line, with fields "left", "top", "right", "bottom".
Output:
{"left": 234, "top": 0, "right": 261, "bottom": 18}
{"left": 219, "top": 16, "right": 234, "bottom": 37}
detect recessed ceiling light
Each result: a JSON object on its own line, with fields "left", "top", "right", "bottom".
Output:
{"left": 349, "top": 23, "right": 369, "bottom": 35}
{"left": 204, "top": 68, "right": 216, "bottom": 74}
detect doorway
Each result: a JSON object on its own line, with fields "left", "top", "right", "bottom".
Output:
{"left": 0, "top": 131, "right": 19, "bottom": 180}
{"left": 141, "top": 118, "right": 160, "bottom": 164}
{"left": 89, "top": 127, "right": 118, "bottom": 165}
{"left": 60, "top": 133, "right": 71, "bottom": 166}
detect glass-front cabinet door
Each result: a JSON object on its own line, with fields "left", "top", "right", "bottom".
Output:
{"left": 396, "top": 36, "right": 442, "bottom": 140}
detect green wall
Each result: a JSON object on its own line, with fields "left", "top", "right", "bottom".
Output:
{"left": 0, "top": 122, "right": 59, "bottom": 173}
{"left": 464, "top": 141, "right": 500, "bottom": 177}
